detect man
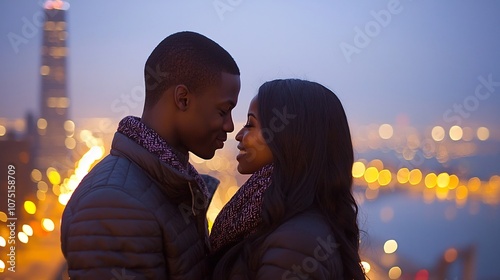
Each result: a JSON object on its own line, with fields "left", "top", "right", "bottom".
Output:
{"left": 61, "top": 31, "right": 240, "bottom": 279}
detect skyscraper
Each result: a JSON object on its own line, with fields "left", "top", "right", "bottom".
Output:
{"left": 37, "top": 0, "right": 71, "bottom": 173}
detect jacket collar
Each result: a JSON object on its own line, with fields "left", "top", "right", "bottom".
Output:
{"left": 110, "top": 132, "right": 219, "bottom": 204}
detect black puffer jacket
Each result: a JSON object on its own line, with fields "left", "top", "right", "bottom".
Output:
{"left": 61, "top": 132, "right": 218, "bottom": 279}
{"left": 219, "top": 210, "right": 343, "bottom": 279}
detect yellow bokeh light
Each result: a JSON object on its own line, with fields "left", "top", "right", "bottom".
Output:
{"left": 64, "top": 120, "right": 75, "bottom": 131}
{"left": 65, "top": 137, "right": 76, "bottom": 149}
{"left": 477, "top": 127, "right": 489, "bottom": 141}
{"left": 31, "top": 169, "right": 42, "bottom": 182}
{"left": 42, "top": 218, "right": 55, "bottom": 232}
{"left": 0, "top": 212, "right": 7, "bottom": 222}
{"left": 437, "top": 173, "right": 450, "bottom": 188}
{"left": 37, "top": 118, "right": 47, "bottom": 129}
{"left": 364, "top": 167, "right": 379, "bottom": 183}
{"left": 361, "top": 261, "right": 371, "bottom": 273}
{"left": 397, "top": 168, "right": 410, "bottom": 184}
{"left": 425, "top": 173, "right": 437, "bottom": 188}
{"left": 468, "top": 177, "right": 481, "bottom": 192}
{"left": 24, "top": 201, "right": 36, "bottom": 215}
{"left": 388, "top": 266, "right": 402, "bottom": 279}
{"left": 384, "top": 239, "right": 398, "bottom": 254}
{"left": 352, "top": 161, "right": 366, "bottom": 178}
{"left": 18, "top": 232, "right": 29, "bottom": 244}
{"left": 0, "top": 236, "right": 6, "bottom": 247}
{"left": 431, "top": 126, "right": 445, "bottom": 141}
{"left": 0, "top": 260, "right": 5, "bottom": 272}
{"left": 449, "top": 125, "right": 463, "bottom": 141}
{"left": 379, "top": 124, "right": 394, "bottom": 140}
{"left": 378, "top": 169, "right": 392, "bottom": 186}
{"left": 408, "top": 169, "right": 423, "bottom": 185}
{"left": 0, "top": 125, "right": 6, "bottom": 137}
{"left": 448, "top": 175, "right": 459, "bottom": 189}
{"left": 456, "top": 185, "right": 468, "bottom": 200}
{"left": 48, "top": 169, "right": 61, "bottom": 185}
{"left": 22, "top": 224, "right": 34, "bottom": 236}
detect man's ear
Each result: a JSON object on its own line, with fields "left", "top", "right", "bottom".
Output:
{"left": 173, "top": 84, "right": 190, "bottom": 111}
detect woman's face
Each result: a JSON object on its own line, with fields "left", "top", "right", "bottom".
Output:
{"left": 235, "top": 96, "right": 273, "bottom": 174}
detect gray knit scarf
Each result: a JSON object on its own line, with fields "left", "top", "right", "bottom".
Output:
{"left": 210, "top": 164, "right": 274, "bottom": 255}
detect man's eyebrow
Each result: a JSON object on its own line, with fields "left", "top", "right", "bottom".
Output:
{"left": 220, "top": 100, "right": 236, "bottom": 109}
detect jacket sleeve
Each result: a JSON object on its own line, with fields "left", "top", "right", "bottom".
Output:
{"left": 255, "top": 228, "right": 343, "bottom": 280}
{"left": 61, "top": 186, "right": 166, "bottom": 279}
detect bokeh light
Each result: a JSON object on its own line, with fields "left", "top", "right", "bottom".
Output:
{"left": 384, "top": 239, "right": 398, "bottom": 254}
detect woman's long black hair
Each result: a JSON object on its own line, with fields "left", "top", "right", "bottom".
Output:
{"left": 215, "top": 79, "right": 365, "bottom": 279}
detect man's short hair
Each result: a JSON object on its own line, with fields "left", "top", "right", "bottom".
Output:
{"left": 144, "top": 31, "right": 240, "bottom": 109}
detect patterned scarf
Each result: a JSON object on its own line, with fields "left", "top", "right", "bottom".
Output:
{"left": 209, "top": 164, "right": 274, "bottom": 254}
{"left": 117, "top": 115, "right": 209, "bottom": 199}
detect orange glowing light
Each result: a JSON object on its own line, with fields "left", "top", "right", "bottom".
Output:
{"left": 408, "top": 169, "right": 422, "bottom": 185}
{"left": 444, "top": 248, "right": 458, "bottom": 263}
{"left": 397, "top": 168, "right": 410, "bottom": 184}
{"left": 424, "top": 173, "right": 437, "bottom": 188}
{"left": 378, "top": 169, "right": 392, "bottom": 186}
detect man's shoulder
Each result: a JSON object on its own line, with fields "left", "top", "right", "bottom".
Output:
{"left": 65, "top": 154, "right": 160, "bottom": 211}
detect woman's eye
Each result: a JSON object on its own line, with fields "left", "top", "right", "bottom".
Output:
{"left": 219, "top": 110, "right": 227, "bottom": 116}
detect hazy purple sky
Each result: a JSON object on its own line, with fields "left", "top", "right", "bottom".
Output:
{"left": 2, "top": 1, "right": 500, "bottom": 128}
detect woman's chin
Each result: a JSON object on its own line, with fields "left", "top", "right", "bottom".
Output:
{"left": 236, "top": 163, "right": 251, "bottom": 175}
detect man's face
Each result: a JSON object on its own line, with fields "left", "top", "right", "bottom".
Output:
{"left": 179, "top": 72, "right": 240, "bottom": 159}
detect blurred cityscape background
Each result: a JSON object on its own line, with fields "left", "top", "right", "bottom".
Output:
{"left": 1, "top": 1, "right": 499, "bottom": 279}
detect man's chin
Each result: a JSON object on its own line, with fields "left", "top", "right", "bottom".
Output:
{"left": 192, "top": 149, "right": 216, "bottom": 160}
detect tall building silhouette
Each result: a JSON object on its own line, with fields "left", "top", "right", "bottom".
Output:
{"left": 37, "top": 0, "right": 71, "bottom": 173}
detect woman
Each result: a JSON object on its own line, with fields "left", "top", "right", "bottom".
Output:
{"left": 210, "top": 79, "right": 366, "bottom": 279}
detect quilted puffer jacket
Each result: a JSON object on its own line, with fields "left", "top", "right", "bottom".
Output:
{"left": 217, "top": 210, "right": 344, "bottom": 279}
{"left": 61, "top": 132, "right": 218, "bottom": 279}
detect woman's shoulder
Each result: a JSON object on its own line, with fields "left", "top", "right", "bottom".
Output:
{"left": 257, "top": 209, "right": 343, "bottom": 279}
{"left": 273, "top": 209, "right": 331, "bottom": 236}
{"left": 263, "top": 209, "right": 337, "bottom": 254}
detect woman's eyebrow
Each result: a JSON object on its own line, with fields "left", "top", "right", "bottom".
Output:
{"left": 248, "top": 113, "right": 257, "bottom": 119}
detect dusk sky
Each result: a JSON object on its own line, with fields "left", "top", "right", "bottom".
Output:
{"left": 2, "top": 1, "right": 500, "bottom": 129}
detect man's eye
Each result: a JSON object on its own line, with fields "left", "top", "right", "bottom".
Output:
{"left": 219, "top": 110, "right": 227, "bottom": 116}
